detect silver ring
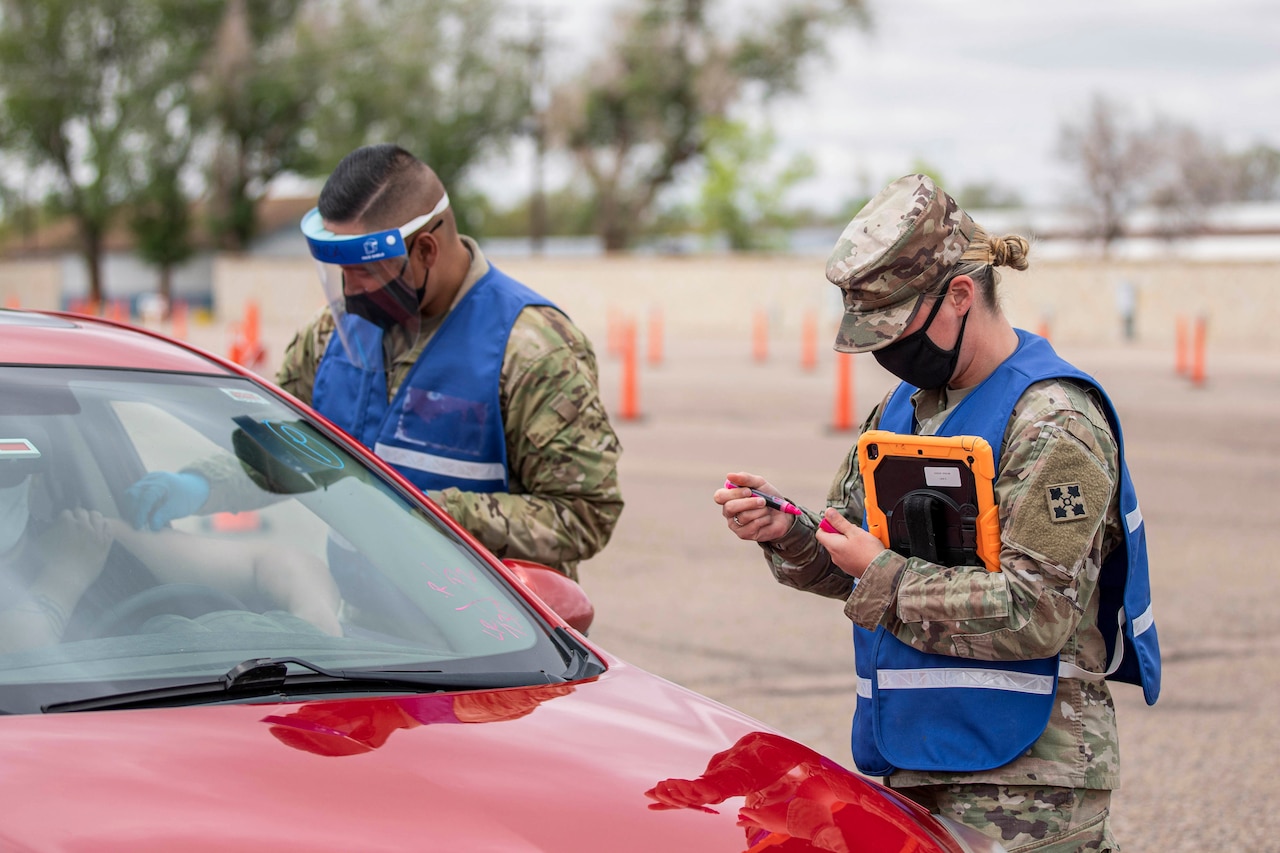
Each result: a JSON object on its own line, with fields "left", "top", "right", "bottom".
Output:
{"left": 733, "top": 515, "right": 743, "bottom": 526}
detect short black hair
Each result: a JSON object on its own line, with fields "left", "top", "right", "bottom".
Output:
{"left": 317, "top": 144, "right": 431, "bottom": 228}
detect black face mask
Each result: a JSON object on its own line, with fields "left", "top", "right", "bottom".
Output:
{"left": 344, "top": 264, "right": 428, "bottom": 332}
{"left": 873, "top": 286, "right": 970, "bottom": 390}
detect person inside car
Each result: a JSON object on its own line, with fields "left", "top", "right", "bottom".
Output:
{"left": 0, "top": 421, "right": 340, "bottom": 650}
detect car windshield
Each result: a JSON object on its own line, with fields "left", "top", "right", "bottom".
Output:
{"left": 0, "top": 366, "right": 577, "bottom": 713}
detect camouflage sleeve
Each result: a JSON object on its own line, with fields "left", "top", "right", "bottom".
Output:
{"left": 275, "top": 307, "right": 336, "bottom": 407}
{"left": 759, "top": 399, "right": 883, "bottom": 599}
{"left": 179, "top": 451, "right": 282, "bottom": 514}
{"left": 428, "top": 306, "right": 623, "bottom": 581}
{"left": 844, "top": 379, "right": 1121, "bottom": 662}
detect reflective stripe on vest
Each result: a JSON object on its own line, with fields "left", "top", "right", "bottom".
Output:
{"left": 1126, "top": 504, "right": 1143, "bottom": 533}
{"left": 857, "top": 667, "right": 1055, "bottom": 699}
{"left": 372, "top": 442, "right": 508, "bottom": 484}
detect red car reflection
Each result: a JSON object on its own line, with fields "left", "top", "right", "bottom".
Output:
{"left": 648, "top": 731, "right": 986, "bottom": 853}
{"left": 264, "top": 684, "right": 577, "bottom": 757}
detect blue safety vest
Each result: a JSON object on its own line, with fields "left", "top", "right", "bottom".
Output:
{"left": 851, "top": 330, "right": 1160, "bottom": 776}
{"left": 312, "top": 265, "right": 553, "bottom": 494}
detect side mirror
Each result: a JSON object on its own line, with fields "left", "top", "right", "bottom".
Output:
{"left": 502, "top": 559, "right": 595, "bottom": 636}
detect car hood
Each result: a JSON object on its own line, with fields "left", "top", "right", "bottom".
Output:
{"left": 0, "top": 662, "right": 956, "bottom": 852}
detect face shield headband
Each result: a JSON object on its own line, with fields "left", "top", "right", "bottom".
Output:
{"left": 300, "top": 193, "right": 450, "bottom": 369}
{"left": 301, "top": 192, "right": 450, "bottom": 267}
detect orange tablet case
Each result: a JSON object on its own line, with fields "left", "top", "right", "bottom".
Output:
{"left": 856, "top": 430, "right": 1001, "bottom": 572}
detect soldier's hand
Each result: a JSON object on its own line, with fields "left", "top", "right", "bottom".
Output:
{"left": 123, "top": 470, "right": 210, "bottom": 531}
{"left": 716, "top": 472, "right": 795, "bottom": 543}
{"left": 815, "top": 509, "right": 886, "bottom": 579}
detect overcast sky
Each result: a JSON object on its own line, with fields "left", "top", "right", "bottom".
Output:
{"left": 485, "top": 0, "right": 1280, "bottom": 213}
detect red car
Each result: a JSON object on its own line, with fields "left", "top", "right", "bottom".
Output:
{"left": 0, "top": 308, "right": 1003, "bottom": 852}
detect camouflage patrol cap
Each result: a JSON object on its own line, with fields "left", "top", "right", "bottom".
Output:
{"left": 827, "top": 174, "right": 975, "bottom": 353}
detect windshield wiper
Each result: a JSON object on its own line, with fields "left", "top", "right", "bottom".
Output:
{"left": 553, "top": 627, "right": 606, "bottom": 681}
{"left": 42, "top": 656, "right": 565, "bottom": 714}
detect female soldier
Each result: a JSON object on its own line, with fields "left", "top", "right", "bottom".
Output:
{"left": 715, "top": 174, "right": 1159, "bottom": 852}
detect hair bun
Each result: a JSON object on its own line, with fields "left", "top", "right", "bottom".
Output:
{"left": 990, "top": 235, "right": 1030, "bottom": 270}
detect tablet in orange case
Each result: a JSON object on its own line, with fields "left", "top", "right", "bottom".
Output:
{"left": 856, "top": 429, "right": 1001, "bottom": 572}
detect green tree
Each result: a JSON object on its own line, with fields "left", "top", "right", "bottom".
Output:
{"left": 550, "top": 0, "right": 869, "bottom": 252}
{"left": 0, "top": 152, "right": 46, "bottom": 248}
{"left": 0, "top": 0, "right": 221, "bottom": 303}
{"left": 195, "top": 0, "right": 313, "bottom": 251}
{"left": 298, "top": 0, "right": 531, "bottom": 237}
{"left": 128, "top": 137, "right": 195, "bottom": 312}
{"left": 480, "top": 184, "right": 600, "bottom": 239}
{"left": 696, "top": 117, "right": 814, "bottom": 251}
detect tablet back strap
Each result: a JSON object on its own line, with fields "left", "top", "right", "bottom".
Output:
{"left": 902, "top": 492, "right": 941, "bottom": 563}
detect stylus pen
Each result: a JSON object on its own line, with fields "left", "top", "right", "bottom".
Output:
{"left": 724, "top": 480, "right": 802, "bottom": 516}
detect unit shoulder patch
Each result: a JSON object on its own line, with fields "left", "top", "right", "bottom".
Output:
{"left": 1046, "top": 482, "right": 1088, "bottom": 523}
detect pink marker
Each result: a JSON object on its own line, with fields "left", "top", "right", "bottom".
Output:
{"left": 818, "top": 518, "right": 839, "bottom": 534}
{"left": 724, "top": 480, "right": 802, "bottom": 516}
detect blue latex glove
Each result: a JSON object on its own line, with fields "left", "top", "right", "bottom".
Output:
{"left": 124, "top": 471, "right": 211, "bottom": 531}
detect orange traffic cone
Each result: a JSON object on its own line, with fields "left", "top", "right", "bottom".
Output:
{"left": 1189, "top": 315, "right": 1207, "bottom": 388}
{"left": 801, "top": 310, "right": 818, "bottom": 372}
{"left": 619, "top": 318, "right": 641, "bottom": 421}
{"left": 170, "top": 301, "right": 188, "bottom": 341}
{"left": 228, "top": 300, "right": 266, "bottom": 370}
{"left": 753, "top": 310, "right": 768, "bottom": 363}
{"left": 647, "top": 306, "right": 664, "bottom": 367}
{"left": 832, "top": 352, "right": 856, "bottom": 432}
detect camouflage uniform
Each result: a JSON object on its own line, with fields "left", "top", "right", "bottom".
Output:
{"left": 758, "top": 175, "right": 1126, "bottom": 850}
{"left": 209, "top": 237, "right": 622, "bottom": 581}
{"left": 903, "top": 785, "right": 1117, "bottom": 852}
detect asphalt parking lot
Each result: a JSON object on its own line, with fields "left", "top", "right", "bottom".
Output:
{"left": 578, "top": 332, "right": 1280, "bottom": 853}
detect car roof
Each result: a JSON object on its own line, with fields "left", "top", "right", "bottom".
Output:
{"left": 0, "top": 310, "right": 233, "bottom": 375}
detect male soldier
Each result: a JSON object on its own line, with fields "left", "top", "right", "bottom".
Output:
{"left": 126, "top": 144, "right": 622, "bottom": 580}
{"left": 717, "top": 175, "right": 1159, "bottom": 851}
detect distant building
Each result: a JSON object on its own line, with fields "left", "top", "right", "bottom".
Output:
{"left": 970, "top": 201, "right": 1280, "bottom": 262}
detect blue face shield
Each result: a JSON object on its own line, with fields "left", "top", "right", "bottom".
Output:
{"left": 300, "top": 193, "right": 450, "bottom": 368}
